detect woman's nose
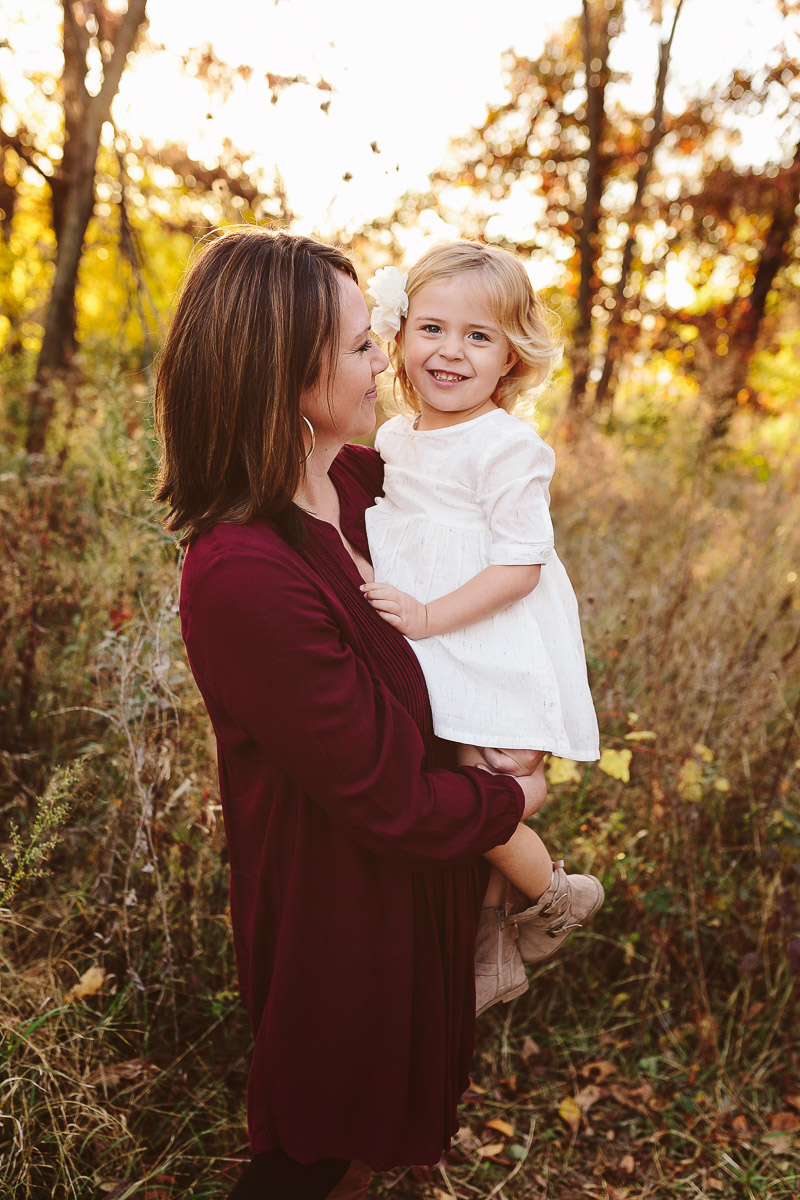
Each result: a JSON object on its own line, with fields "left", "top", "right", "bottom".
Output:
{"left": 373, "top": 347, "right": 390, "bottom": 374}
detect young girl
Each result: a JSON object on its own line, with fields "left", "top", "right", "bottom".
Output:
{"left": 362, "top": 242, "right": 603, "bottom": 1014}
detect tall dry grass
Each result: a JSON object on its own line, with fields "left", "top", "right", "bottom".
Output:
{"left": 1, "top": 371, "right": 798, "bottom": 1198}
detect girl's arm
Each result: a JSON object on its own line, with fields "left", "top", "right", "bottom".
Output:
{"left": 362, "top": 563, "right": 540, "bottom": 640}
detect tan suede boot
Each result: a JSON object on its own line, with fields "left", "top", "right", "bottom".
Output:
{"left": 326, "top": 1159, "right": 373, "bottom": 1199}
{"left": 509, "top": 860, "right": 604, "bottom": 964}
{"left": 474, "top": 905, "right": 529, "bottom": 1016}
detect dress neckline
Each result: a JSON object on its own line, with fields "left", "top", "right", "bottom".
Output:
{"left": 409, "top": 409, "right": 502, "bottom": 436}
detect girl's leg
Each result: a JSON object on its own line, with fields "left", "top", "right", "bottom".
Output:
{"left": 457, "top": 745, "right": 553, "bottom": 903}
{"left": 484, "top": 821, "right": 553, "bottom": 903}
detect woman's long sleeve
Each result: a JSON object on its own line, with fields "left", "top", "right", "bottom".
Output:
{"left": 181, "top": 534, "right": 523, "bottom": 868}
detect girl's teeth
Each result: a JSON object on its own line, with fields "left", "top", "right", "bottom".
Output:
{"left": 432, "top": 371, "right": 462, "bottom": 381}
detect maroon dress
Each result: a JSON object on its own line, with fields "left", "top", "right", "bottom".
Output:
{"left": 180, "top": 443, "right": 524, "bottom": 1172}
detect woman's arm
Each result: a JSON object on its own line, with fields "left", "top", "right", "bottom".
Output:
{"left": 361, "top": 563, "right": 540, "bottom": 640}
{"left": 181, "top": 532, "right": 527, "bottom": 869}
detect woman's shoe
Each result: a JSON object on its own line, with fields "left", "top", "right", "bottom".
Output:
{"left": 475, "top": 905, "right": 529, "bottom": 1016}
{"left": 510, "top": 860, "right": 604, "bottom": 964}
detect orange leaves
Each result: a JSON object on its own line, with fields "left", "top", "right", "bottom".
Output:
{"left": 769, "top": 1111, "right": 800, "bottom": 1133}
{"left": 485, "top": 1117, "right": 514, "bottom": 1137}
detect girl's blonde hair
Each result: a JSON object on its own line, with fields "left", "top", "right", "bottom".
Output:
{"left": 391, "top": 241, "right": 561, "bottom": 414}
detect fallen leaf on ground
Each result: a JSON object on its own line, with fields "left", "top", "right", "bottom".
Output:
{"left": 706, "top": 1178, "right": 725, "bottom": 1191}
{"left": 462, "top": 1079, "right": 487, "bottom": 1100}
{"left": 66, "top": 966, "right": 105, "bottom": 1003}
{"left": 477, "top": 1142, "right": 506, "bottom": 1158}
{"left": 579, "top": 1060, "right": 618, "bottom": 1083}
{"left": 575, "top": 1084, "right": 605, "bottom": 1113}
{"left": 770, "top": 1112, "right": 800, "bottom": 1132}
{"left": 486, "top": 1118, "right": 514, "bottom": 1137}
{"left": 86, "top": 1058, "right": 159, "bottom": 1088}
{"left": 558, "top": 1096, "right": 581, "bottom": 1131}
{"left": 609, "top": 1083, "right": 652, "bottom": 1114}
{"left": 786, "top": 1094, "right": 800, "bottom": 1115}
{"left": 732, "top": 1114, "right": 752, "bottom": 1135}
{"left": 619, "top": 1153, "right": 635, "bottom": 1175}
{"left": 520, "top": 1035, "right": 541, "bottom": 1066}
{"left": 762, "top": 1132, "right": 796, "bottom": 1155}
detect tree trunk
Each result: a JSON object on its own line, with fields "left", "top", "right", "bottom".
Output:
{"left": 706, "top": 138, "right": 800, "bottom": 440}
{"left": 27, "top": 0, "right": 148, "bottom": 453}
{"left": 593, "top": 0, "right": 685, "bottom": 411}
{"left": 567, "top": 0, "right": 610, "bottom": 416}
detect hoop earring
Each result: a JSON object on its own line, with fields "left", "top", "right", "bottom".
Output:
{"left": 301, "top": 414, "right": 315, "bottom": 460}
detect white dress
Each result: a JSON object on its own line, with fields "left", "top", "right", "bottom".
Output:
{"left": 365, "top": 409, "right": 600, "bottom": 759}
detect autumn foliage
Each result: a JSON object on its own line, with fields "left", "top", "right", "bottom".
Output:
{"left": 1, "top": 1, "right": 800, "bottom": 1197}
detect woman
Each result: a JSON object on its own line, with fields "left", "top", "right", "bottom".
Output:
{"left": 153, "top": 227, "right": 545, "bottom": 1199}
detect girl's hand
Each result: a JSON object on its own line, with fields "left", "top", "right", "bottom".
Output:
{"left": 361, "top": 581, "right": 428, "bottom": 640}
{"left": 478, "top": 747, "right": 546, "bottom": 777}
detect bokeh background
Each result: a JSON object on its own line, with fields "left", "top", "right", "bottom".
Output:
{"left": 1, "top": 2, "right": 799, "bottom": 1197}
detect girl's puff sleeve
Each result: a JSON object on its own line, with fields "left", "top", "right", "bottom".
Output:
{"left": 476, "top": 428, "right": 556, "bottom": 566}
{"left": 181, "top": 534, "right": 524, "bottom": 870}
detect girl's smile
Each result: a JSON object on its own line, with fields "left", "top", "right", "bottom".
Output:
{"left": 402, "top": 277, "right": 518, "bottom": 429}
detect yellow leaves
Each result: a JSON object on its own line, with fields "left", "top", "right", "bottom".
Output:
{"left": 694, "top": 742, "right": 714, "bottom": 762}
{"left": 548, "top": 757, "right": 581, "bottom": 785}
{"left": 66, "top": 965, "right": 105, "bottom": 1003}
{"left": 624, "top": 730, "right": 656, "bottom": 741}
{"left": 677, "top": 757, "right": 703, "bottom": 801}
{"left": 558, "top": 1095, "right": 581, "bottom": 1131}
{"left": 599, "top": 749, "right": 632, "bottom": 782}
{"left": 713, "top": 777, "right": 731, "bottom": 792}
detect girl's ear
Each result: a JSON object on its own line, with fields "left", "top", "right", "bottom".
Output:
{"left": 500, "top": 346, "right": 520, "bottom": 377}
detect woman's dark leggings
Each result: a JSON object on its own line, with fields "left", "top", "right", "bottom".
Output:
{"left": 227, "top": 1149, "right": 350, "bottom": 1199}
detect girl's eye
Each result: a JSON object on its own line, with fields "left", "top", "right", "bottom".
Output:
{"left": 422, "top": 324, "right": 441, "bottom": 334}
{"left": 469, "top": 331, "right": 489, "bottom": 342}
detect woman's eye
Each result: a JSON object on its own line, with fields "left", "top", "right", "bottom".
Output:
{"left": 359, "top": 336, "right": 374, "bottom": 352}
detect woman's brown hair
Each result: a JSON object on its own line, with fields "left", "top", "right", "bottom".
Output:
{"left": 153, "top": 226, "right": 357, "bottom": 545}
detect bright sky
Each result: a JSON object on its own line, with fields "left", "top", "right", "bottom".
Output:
{"left": 1, "top": 0, "right": 795, "bottom": 237}
{"left": 117, "top": 0, "right": 791, "bottom": 234}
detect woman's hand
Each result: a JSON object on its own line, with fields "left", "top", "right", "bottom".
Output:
{"left": 459, "top": 745, "right": 548, "bottom": 819}
{"left": 361, "top": 581, "right": 428, "bottom": 640}
{"left": 515, "top": 764, "right": 548, "bottom": 818}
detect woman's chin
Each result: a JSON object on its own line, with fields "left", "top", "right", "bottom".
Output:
{"left": 351, "top": 408, "right": 378, "bottom": 440}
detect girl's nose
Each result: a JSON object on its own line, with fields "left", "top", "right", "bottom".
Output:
{"left": 441, "top": 337, "right": 464, "bottom": 360}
